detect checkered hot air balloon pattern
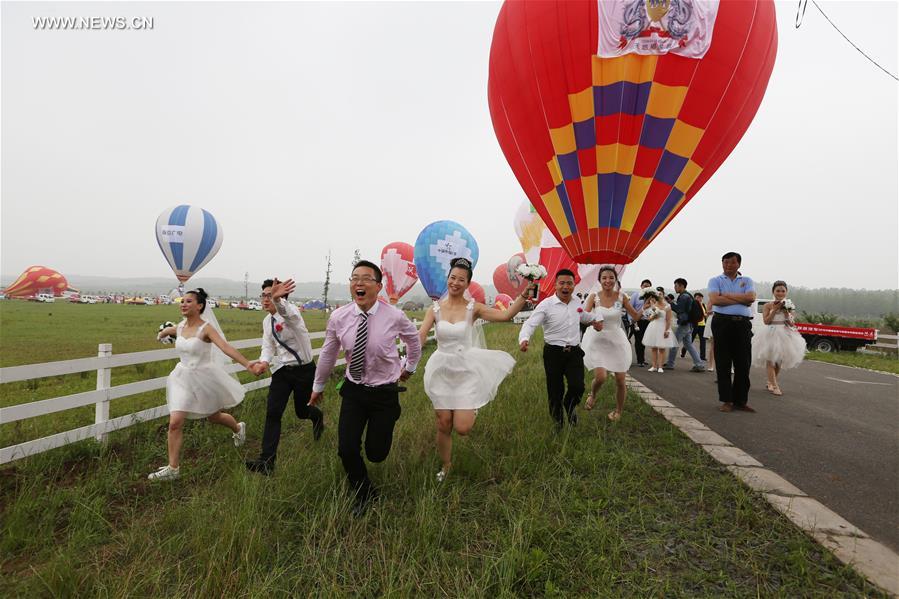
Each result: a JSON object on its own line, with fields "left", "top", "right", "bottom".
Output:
{"left": 2, "top": 266, "right": 71, "bottom": 298}
{"left": 413, "top": 221, "right": 480, "bottom": 300}
{"left": 488, "top": 0, "right": 777, "bottom": 265}
{"left": 155, "top": 205, "right": 224, "bottom": 283}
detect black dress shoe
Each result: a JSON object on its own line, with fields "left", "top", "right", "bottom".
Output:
{"left": 245, "top": 459, "right": 274, "bottom": 475}
{"left": 312, "top": 415, "right": 325, "bottom": 441}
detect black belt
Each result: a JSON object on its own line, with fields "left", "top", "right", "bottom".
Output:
{"left": 547, "top": 344, "right": 579, "bottom": 352}
{"left": 279, "top": 361, "right": 312, "bottom": 369}
{"left": 715, "top": 314, "right": 750, "bottom": 321}
{"left": 343, "top": 378, "right": 407, "bottom": 392}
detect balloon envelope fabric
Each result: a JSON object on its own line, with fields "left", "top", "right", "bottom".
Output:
{"left": 380, "top": 242, "right": 418, "bottom": 304}
{"left": 413, "top": 221, "right": 480, "bottom": 300}
{"left": 2, "top": 265, "right": 70, "bottom": 297}
{"left": 488, "top": 0, "right": 777, "bottom": 264}
{"left": 155, "top": 205, "right": 223, "bottom": 283}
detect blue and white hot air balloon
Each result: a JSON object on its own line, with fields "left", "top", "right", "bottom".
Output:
{"left": 155, "top": 205, "right": 223, "bottom": 283}
{"left": 413, "top": 220, "right": 479, "bottom": 300}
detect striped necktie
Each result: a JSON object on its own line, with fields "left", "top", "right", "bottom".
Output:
{"left": 348, "top": 312, "right": 368, "bottom": 382}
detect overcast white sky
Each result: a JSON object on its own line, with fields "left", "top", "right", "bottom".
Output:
{"left": 2, "top": 1, "right": 897, "bottom": 291}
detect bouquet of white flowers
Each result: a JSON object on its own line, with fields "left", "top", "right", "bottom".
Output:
{"left": 516, "top": 263, "right": 548, "bottom": 298}
{"left": 157, "top": 321, "right": 176, "bottom": 344}
{"left": 782, "top": 299, "right": 795, "bottom": 311}
{"left": 644, "top": 307, "right": 662, "bottom": 320}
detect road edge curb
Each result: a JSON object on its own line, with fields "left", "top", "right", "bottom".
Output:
{"left": 627, "top": 375, "right": 899, "bottom": 598}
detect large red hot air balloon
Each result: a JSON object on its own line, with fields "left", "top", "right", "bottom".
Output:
{"left": 3, "top": 266, "right": 73, "bottom": 298}
{"left": 380, "top": 242, "right": 418, "bottom": 304}
{"left": 489, "top": 0, "right": 777, "bottom": 264}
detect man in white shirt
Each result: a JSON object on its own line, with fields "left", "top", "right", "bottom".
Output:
{"left": 246, "top": 278, "right": 323, "bottom": 475}
{"left": 519, "top": 269, "right": 602, "bottom": 429}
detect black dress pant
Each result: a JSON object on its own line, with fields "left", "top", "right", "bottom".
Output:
{"left": 259, "top": 362, "right": 319, "bottom": 463}
{"left": 337, "top": 380, "right": 401, "bottom": 497}
{"left": 633, "top": 319, "right": 649, "bottom": 364}
{"left": 711, "top": 316, "right": 752, "bottom": 406}
{"left": 692, "top": 325, "right": 707, "bottom": 361}
{"left": 542, "top": 344, "right": 585, "bottom": 425}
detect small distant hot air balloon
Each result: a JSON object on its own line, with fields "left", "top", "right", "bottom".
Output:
{"left": 492, "top": 253, "right": 529, "bottom": 298}
{"left": 155, "top": 205, "right": 223, "bottom": 284}
{"left": 2, "top": 266, "right": 72, "bottom": 298}
{"left": 489, "top": 0, "right": 777, "bottom": 264}
{"left": 414, "top": 220, "right": 480, "bottom": 300}
{"left": 467, "top": 281, "right": 486, "bottom": 305}
{"left": 494, "top": 293, "right": 514, "bottom": 309}
{"left": 380, "top": 242, "right": 418, "bottom": 304}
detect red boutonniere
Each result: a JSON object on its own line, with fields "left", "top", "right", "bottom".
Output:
{"left": 577, "top": 307, "right": 583, "bottom": 313}
{"left": 275, "top": 323, "right": 284, "bottom": 333}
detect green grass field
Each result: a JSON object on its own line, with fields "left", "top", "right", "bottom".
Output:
{"left": 0, "top": 302, "right": 885, "bottom": 596}
{"left": 806, "top": 350, "right": 899, "bottom": 375}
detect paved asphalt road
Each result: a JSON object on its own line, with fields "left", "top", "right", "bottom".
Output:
{"left": 628, "top": 357, "right": 899, "bottom": 552}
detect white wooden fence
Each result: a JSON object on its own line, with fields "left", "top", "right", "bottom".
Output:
{"left": 0, "top": 325, "right": 431, "bottom": 465}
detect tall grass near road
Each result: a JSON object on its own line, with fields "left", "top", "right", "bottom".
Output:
{"left": 0, "top": 320, "right": 884, "bottom": 596}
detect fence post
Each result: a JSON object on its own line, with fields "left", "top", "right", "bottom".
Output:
{"left": 94, "top": 343, "right": 112, "bottom": 443}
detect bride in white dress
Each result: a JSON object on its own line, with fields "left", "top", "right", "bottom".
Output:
{"left": 581, "top": 266, "right": 642, "bottom": 421}
{"left": 149, "top": 288, "right": 256, "bottom": 481}
{"left": 418, "top": 258, "right": 535, "bottom": 482}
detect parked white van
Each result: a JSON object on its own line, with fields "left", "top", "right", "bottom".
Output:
{"left": 80, "top": 295, "right": 98, "bottom": 304}
{"left": 36, "top": 294, "right": 55, "bottom": 303}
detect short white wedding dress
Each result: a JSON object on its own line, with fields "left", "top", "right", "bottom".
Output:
{"left": 581, "top": 293, "right": 632, "bottom": 372}
{"left": 166, "top": 321, "right": 245, "bottom": 419}
{"left": 423, "top": 300, "right": 515, "bottom": 410}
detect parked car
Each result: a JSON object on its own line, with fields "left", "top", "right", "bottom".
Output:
{"left": 36, "top": 293, "right": 55, "bottom": 303}
{"left": 246, "top": 300, "right": 262, "bottom": 311}
{"left": 80, "top": 295, "right": 98, "bottom": 304}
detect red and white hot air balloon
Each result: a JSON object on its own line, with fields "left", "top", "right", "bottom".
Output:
{"left": 380, "top": 242, "right": 418, "bottom": 304}
{"left": 492, "top": 253, "right": 529, "bottom": 298}
{"left": 466, "top": 281, "right": 486, "bottom": 305}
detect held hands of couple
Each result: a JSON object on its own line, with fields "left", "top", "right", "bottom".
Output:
{"left": 246, "top": 361, "right": 268, "bottom": 376}
{"left": 519, "top": 340, "right": 529, "bottom": 352}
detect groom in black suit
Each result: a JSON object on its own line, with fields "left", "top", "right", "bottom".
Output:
{"left": 245, "top": 278, "right": 324, "bottom": 475}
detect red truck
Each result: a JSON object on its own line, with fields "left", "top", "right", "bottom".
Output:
{"left": 756, "top": 300, "right": 878, "bottom": 352}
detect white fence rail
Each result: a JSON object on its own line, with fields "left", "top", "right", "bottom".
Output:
{"left": 1, "top": 324, "right": 430, "bottom": 465}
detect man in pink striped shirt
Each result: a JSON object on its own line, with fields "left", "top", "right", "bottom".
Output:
{"left": 310, "top": 260, "right": 421, "bottom": 516}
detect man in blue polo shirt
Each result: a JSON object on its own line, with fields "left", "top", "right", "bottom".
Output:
{"left": 708, "top": 252, "right": 757, "bottom": 412}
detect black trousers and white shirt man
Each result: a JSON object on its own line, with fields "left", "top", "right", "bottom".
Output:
{"left": 246, "top": 278, "right": 323, "bottom": 474}
{"left": 519, "top": 269, "right": 601, "bottom": 429}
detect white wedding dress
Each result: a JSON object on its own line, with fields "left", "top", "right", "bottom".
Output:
{"left": 581, "top": 293, "right": 632, "bottom": 372}
{"left": 423, "top": 300, "right": 515, "bottom": 410}
{"left": 166, "top": 321, "right": 245, "bottom": 419}
{"left": 752, "top": 311, "right": 807, "bottom": 369}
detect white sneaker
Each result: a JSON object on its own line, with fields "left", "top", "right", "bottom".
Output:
{"left": 648, "top": 367, "right": 657, "bottom": 372}
{"left": 436, "top": 470, "right": 447, "bottom": 483}
{"left": 657, "top": 367, "right": 664, "bottom": 373}
{"left": 233, "top": 422, "right": 246, "bottom": 447}
{"left": 148, "top": 465, "right": 180, "bottom": 481}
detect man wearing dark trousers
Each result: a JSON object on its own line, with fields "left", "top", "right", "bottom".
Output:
{"left": 519, "top": 270, "right": 601, "bottom": 430}
{"left": 246, "top": 278, "right": 323, "bottom": 475}
{"left": 665, "top": 278, "right": 706, "bottom": 372}
{"left": 708, "top": 252, "right": 757, "bottom": 413}
{"left": 310, "top": 260, "right": 421, "bottom": 517}
{"left": 629, "top": 279, "right": 653, "bottom": 366}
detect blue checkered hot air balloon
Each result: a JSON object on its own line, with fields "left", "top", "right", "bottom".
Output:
{"left": 413, "top": 220, "right": 479, "bottom": 300}
{"left": 155, "top": 205, "right": 223, "bottom": 283}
